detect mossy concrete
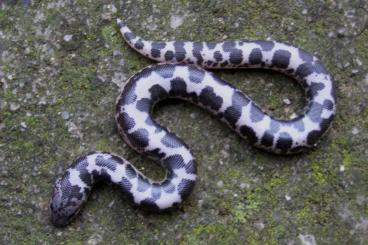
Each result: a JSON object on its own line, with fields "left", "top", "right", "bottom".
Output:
{"left": 1, "top": 0, "right": 368, "bottom": 244}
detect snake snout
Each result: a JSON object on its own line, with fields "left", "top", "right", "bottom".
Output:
{"left": 49, "top": 177, "right": 80, "bottom": 226}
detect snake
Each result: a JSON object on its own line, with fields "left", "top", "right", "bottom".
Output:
{"left": 50, "top": 18, "right": 336, "bottom": 226}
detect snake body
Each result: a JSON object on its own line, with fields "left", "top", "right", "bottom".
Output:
{"left": 50, "top": 18, "right": 336, "bottom": 226}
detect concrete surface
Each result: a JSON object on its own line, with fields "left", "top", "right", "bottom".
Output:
{"left": 1, "top": 0, "right": 368, "bottom": 244}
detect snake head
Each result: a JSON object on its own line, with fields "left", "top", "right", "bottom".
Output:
{"left": 50, "top": 173, "right": 86, "bottom": 227}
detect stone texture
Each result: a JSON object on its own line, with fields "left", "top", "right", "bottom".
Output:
{"left": 1, "top": 0, "right": 368, "bottom": 244}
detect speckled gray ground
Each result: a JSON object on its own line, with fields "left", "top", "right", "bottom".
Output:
{"left": 1, "top": 0, "right": 368, "bottom": 244}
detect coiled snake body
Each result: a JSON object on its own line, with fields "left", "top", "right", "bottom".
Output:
{"left": 50, "top": 18, "right": 336, "bottom": 226}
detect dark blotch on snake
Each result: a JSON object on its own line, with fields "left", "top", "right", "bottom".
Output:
{"left": 164, "top": 155, "right": 186, "bottom": 169}
{"left": 188, "top": 66, "right": 205, "bottom": 84}
{"left": 95, "top": 155, "right": 117, "bottom": 171}
{"left": 149, "top": 84, "right": 168, "bottom": 101}
{"left": 249, "top": 48, "right": 263, "bottom": 65}
{"left": 276, "top": 132, "right": 293, "bottom": 151}
{"left": 161, "top": 133, "right": 182, "bottom": 148}
{"left": 147, "top": 148, "right": 166, "bottom": 159}
{"left": 323, "top": 99, "right": 334, "bottom": 111}
{"left": 140, "top": 198, "right": 160, "bottom": 211}
{"left": 240, "top": 125, "right": 258, "bottom": 144}
{"left": 308, "top": 82, "right": 325, "bottom": 97}
{"left": 124, "top": 32, "right": 136, "bottom": 41}
{"left": 177, "top": 179, "right": 195, "bottom": 199}
{"left": 185, "top": 160, "right": 196, "bottom": 174}
{"left": 229, "top": 49, "right": 243, "bottom": 65}
{"left": 174, "top": 41, "right": 186, "bottom": 62}
{"left": 137, "top": 176, "right": 150, "bottom": 192}
{"left": 136, "top": 98, "right": 151, "bottom": 112}
{"left": 222, "top": 41, "right": 236, "bottom": 52}
{"left": 151, "top": 42, "right": 166, "bottom": 58}
{"left": 134, "top": 39, "right": 144, "bottom": 50}
{"left": 214, "top": 51, "right": 223, "bottom": 62}
{"left": 307, "top": 130, "right": 321, "bottom": 146}
{"left": 120, "top": 177, "right": 133, "bottom": 192}
{"left": 199, "top": 86, "right": 223, "bottom": 111}
{"left": 151, "top": 185, "right": 161, "bottom": 200}
{"left": 272, "top": 49, "right": 291, "bottom": 69}
{"left": 116, "top": 112, "right": 135, "bottom": 131}
{"left": 120, "top": 80, "right": 137, "bottom": 105}
{"left": 170, "top": 77, "right": 187, "bottom": 96}
{"left": 261, "top": 131, "right": 274, "bottom": 147}
{"left": 193, "top": 42, "right": 204, "bottom": 65}
{"left": 223, "top": 90, "right": 250, "bottom": 127}
{"left": 125, "top": 165, "right": 137, "bottom": 179}
{"left": 250, "top": 104, "right": 265, "bottom": 123}
{"left": 155, "top": 64, "right": 175, "bottom": 78}
{"left": 74, "top": 158, "right": 93, "bottom": 186}
{"left": 307, "top": 102, "right": 323, "bottom": 123}
{"left": 255, "top": 40, "right": 275, "bottom": 51}
{"left": 165, "top": 50, "right": 174, "bottom": 61}
{"left": 292, "top": 118, "right": 305, "bottom": 132}
{"left": 298, "top": 48, "right": 314, "bottom": 62}
{"left": 162, "top": 182, "right": 176, "bottom": 193}
{"left": 128, "top": 128, "right": 149, "bottom": 148}
{"left": 206, "top": 41, "right": 218, "bottom": 49}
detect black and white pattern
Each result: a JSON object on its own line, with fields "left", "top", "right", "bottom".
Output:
{"left": 50, "top": 18, "right": 336, "bottom": 226}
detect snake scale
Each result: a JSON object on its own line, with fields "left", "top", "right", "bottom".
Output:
{"left": 50, "top": 18, "right": 336, "bottom": 226}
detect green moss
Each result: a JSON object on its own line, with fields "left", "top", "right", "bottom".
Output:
{"left": 296, "top": 206, "right": 313, "bottom": 223}
{"left": 96, "top": 137, "right": 113, "bottom": 151}
{"left": 101, "top": 24, "right": 122, "bottom": 51}
{"left": 24, "top": 116, "right": 41, "bottom": 128}
{"left": 63, "top": 242, "right": 83, "bottom": 245}
{"left": 354, "top": 31, "right": 368, "bottom": 60}
{"left": 266, "top": 176, "right": 286, "bottom": 190}
{"left": 342, "top": 150, "right": 352, "bottom": 167}
{"left": 0, "top": 9, "right": 5, "bottom": 20}
{"left": 311, "top": 160, "right": 327, "bottom": 185}
{"left": 232, "top": 199, "right": 262, "bottom": 224}
{"left": 182, "top": 224, "right": 238, "bottom": 244}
